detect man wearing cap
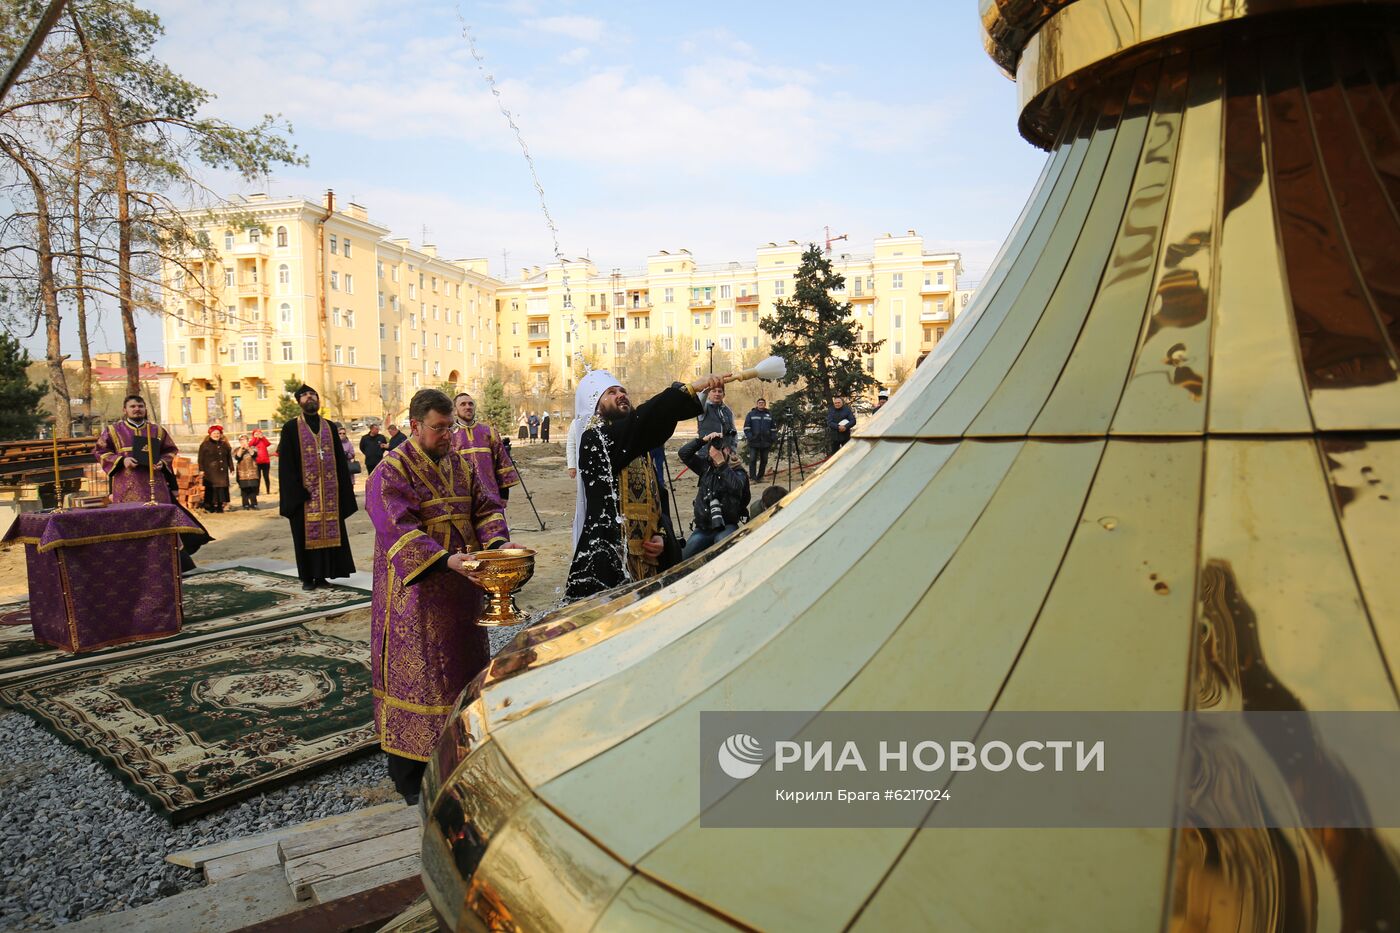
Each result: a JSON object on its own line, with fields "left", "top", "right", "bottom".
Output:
{"left": 565, "top": 369, "right": 723, "bottom": 601}
{"left": 277, "top": 384, "right": 357, "bottom": 590}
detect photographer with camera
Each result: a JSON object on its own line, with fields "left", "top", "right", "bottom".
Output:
{"left": 678, "top": 431, "right": 751, "bottom": 559}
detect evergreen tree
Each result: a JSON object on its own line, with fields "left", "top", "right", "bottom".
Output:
{"left": 479, "top": 376, "right": 513, "bottom": 438}
{"left": 274, "top": 375, "right": 302, "bottom": 424}
{"left": 0, "top": 333, "right": 48, "bottom": 440}
{"left": 759, "top": 244, "right": 882, "bottom": 429}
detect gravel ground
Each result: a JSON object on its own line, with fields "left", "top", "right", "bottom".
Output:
{"left": 0, "top": 617, "right": 533, "bottom": 931}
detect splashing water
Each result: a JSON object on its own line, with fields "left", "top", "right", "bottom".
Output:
{"left": 456, "top": 9, "right": 587, "bottom": 374}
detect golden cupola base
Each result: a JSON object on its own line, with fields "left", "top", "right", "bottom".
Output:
{"left": 421, "top": 3, "right": 1400, "bottom": 930}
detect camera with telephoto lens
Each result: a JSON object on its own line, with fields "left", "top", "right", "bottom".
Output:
{"left": 707, "top": 497, "right": 724, "bottom": 529}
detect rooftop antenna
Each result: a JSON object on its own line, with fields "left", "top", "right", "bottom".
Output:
{"left": 502, "top": 249, "right": 510, "bottom": 277}
{"left": 824, "top": 225, "right": 849, "bottom": 255}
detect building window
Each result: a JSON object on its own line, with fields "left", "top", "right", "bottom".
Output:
{"left": 330, "top": 271, "right": 339, "bottom": 290}
{"left": 348, "top": 346, "right": 357, "bottom": 365}
{"left": 432, "top": 305, "right": 439, "bottom": 321}
{"left": 720, "top": 284, "right": 731, "bottom": 298}
{"left": 704, "top": 312, "right": 712, "bottom": 326}
{"left": 344, "top": 309, "right": 354, "bottom": 328}
{"left": 410, "top": 314, "right": 417, "bottom": 329}
{"left": 329, "top": 234, "right": 338, "bottom": 255}
{"left": 936, "top": 300, "right": 945, "bottom": 314}
{"left": 894, "top": 341, "right": 902, "bottom": 355}
{"left": 276, "top": 226, "right": 287, "bottom": 247}
{"left": 720, "top": 336, "right": 732, "bottom": 351}
{"left": 408, "top": 283, "right": 416, "bottom": 299}
{"left": 924, "top": 326, "right": 933, "bottom": 342}
{"left": 177, "top": 345, "right": 187, "bottom": 364}
{"left": 376, "top": 261, "right": 384, "bottom": 279}
{"left": 412, "top": 373, "right": 420, "bottom": 388}
{"left": 393, "top": 326, "right": 400, "bottom": 341}
{"left": 391, "top": 265, "right": 399, "bottom": 282}
{"left": 893, "top": 273, "right": 904, "bottom": 289}
{"left": 344, "top": 273, "right": 353, "bottom": 294}
{"left": 277, "top": 264, "right": 290, "bottom": 286}
{"left": 343, "top": 239, "right": 352, "bottom": 258}
{"left": 379, "top": 323, "right": 385, "bottom": 339}
{"left": 936, "top": 326, "right": 946, "bottom": 341}
{"left": 616, "top": 316, "right": 626, "bottom": 331}
{"left": 248, "top": 227, "right": 260, "bottom": 243}
{"left": 937, "top": 270, "right": 945, "bottom": 285}
{"left": 740, "top": 337, "right": 748, "bottom": 349}
{"left": 243, "top": 338, "right": 259, "bottom": 360}
{"left": 348, "top": 382, "right": 358, "bottom": 400}
{"left": 257, "top": 383, "right": 268, "bottom": 399}
{"left": 224, "top": 267, "right": 234, "bottom": 287}
{"left": 693, "top": 338, "right": 701, "bottom": 351}
{"left": 378, "top": 291, "right": 385, "bottom": 309}
{"left": 279, "top": 303, "right": 292, "bottom": 326}
{"left": 773, "top": 279, "right": 785, "bottom": 296}
{"left": 223, "top": 231, "right": 233, "bottom": 250}
{"left": 719, "top": 309, "right": 732, "bottom": 326}
{"left": 894, "top": 313, "right": 902, "bottom": 328}
{"left": 664, "top": 287, "right": 674, "bottom": 303}
{"left": 281, "top": 341, "right": 293, "bottom": 361}
{"left": 332, "top": 307, "right": 342, "bottom": 327}
{"left": 411, "top": 344, "right": 418, "bottom": 359}
{"left": 334, "top": 345, "right": 343, "bottom": 363}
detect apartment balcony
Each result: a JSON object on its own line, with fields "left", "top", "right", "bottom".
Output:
{"left": 920, "top": 309, "right": 952, "bottom": 323}
{"left": 584, "top": 304, "right": 609, "bottom": 316}
{"left": 182, "top": 361, "right": 215, "bottom": 381}
{"left": 527, "top": 306, "right": 550, "bottom": 318}
{"left": 849, "top": 291, "right": 876, "bottom": 302}
{"left": 237, "top": 279, "right": 269, "bottom": 298}
{"left": 529, "top": 356, "right": 550, "bottom": 369}
{"left": 689, "top": 297, "right": 716, "bottom": 309}
{"left": 920, "top": 281, "right": 952, "bottom": 294}
{"left": 734, "top": 294, "right": 759, "bottom": 307}
{"left": 229, "top": 241, "right": 271, "bottom": 259}
{"left": 527, "top": 329, "right": 550, "bottom": 343}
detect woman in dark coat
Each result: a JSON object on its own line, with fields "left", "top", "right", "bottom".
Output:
{"left": 198, "top": 425, "right": 234, "bottom": 512}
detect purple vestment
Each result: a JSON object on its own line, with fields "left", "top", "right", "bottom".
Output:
{"left": 297, "top": 415, "right": 342, "bottom": 550}
{"left": 93, "top": 420, "right": 178, "bottom": 504}
{"left": 367, "top": 438, "right": 509, "bottom": 760}
{"left": 451, "top": 421, "right": 520, "bottom": 507}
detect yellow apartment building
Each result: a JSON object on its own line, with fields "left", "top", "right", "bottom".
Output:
{"left": 160, "top": 193, "right": 498, "bottom": 432}
{"left": 494, "top": 231, "right": 962, "bottom": 400}
{"left": 160, "top": 197, "right": 962, "bottom": 426}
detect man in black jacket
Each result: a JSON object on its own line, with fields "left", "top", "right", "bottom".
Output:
{"left": 827, "top": 395, "right": 857, "bottom": 453}
{"left": 696, "top": 384, "right": 736, "bottom": 448}
{"left": 742, "top": 397, "right": 775, "bottom": 481}
{"left": 359, "top": 424, "right": 388, "bottom": 472}
{"left": 678, "top": 432, "right": 751, "bottom": 559}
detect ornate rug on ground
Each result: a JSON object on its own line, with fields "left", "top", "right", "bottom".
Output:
{"left": 0, "top": 566, "right": 369, "bottom": 676}
{"left": 0, "top": 626, "right": 376, "bottom": 820}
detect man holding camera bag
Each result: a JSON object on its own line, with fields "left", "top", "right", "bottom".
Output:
{"left": 678, "top": 432, "right": 751, "bottom": 559}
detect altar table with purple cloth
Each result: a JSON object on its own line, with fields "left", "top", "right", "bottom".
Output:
{"left": 2, "top": 503, "right": 201, "bottom": 653}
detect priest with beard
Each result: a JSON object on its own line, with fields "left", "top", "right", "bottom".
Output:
{"left": 278, "top": 384, "right": 357, "bottom": 590}
{"left": 564, "top": 370, "right": 723, "bottom": 601}
{"left": 451, "top": 391, "right": 519, "bottom": 513}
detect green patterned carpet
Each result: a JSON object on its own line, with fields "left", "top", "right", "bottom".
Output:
{"left": 0, "top": 566, "right": 369, "bottom": 676}
{"left": 0, "top": 626, "right": 376, "bottom": 820}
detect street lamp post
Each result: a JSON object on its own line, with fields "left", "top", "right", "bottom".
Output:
{"left": 707, "top": 340, "right": 715, "bottom": 374}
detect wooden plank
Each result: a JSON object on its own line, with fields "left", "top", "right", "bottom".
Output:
{"left": 203, "top": 844, "right": 281, "bottom": 884}
{"left": 277, "top": 803, "right": 418, "bottom": 863}
{"left": 232, "top": 874, "right": 424, "bottom": 933}
{"left": 308, "top": 853, "right": 421, "bottom": 905}
{"left": 284, "top": 827, "right": 421, "bottom": 901}
{"left": 166, "top": 802, "right": 405, "bottom": 869}
{"left": 61, "top": 865, "right": 302, "bottom": 933}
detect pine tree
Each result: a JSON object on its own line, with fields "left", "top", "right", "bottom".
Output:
{"left": 0, "top": 333, "right": 48, "bottom": 440}
{"left": 479, "top": 376, "right": 513, "bottom": 438}
{"left": 759, "top": 244, "right": 882, "bottom": 430}
{"left": 274, "top": 375, "right": 302, "bottom": 424}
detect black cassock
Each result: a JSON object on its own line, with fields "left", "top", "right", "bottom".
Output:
{"left": 565, "top": 385, "right": 701, "bottom": 601}
{"left": 277, "top": 413, "right": 357, "bottom": 583}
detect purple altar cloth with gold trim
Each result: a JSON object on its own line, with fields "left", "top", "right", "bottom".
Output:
{"left": 2, "top": 503, "right": 200, "bottom": 653}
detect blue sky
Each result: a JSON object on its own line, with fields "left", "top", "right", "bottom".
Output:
{"left": 22, "top": 0, "right": 1047, "bottom": 363}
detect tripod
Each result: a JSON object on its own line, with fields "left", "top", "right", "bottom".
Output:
{"left": 768, "top": 418, "right": 806, "bottom": 487}
{"left": 501, "top": 440, "right": 546, "bottom": 531}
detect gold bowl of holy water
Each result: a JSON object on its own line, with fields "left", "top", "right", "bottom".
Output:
{"left": 466, "top": 548, "right": 535, "bottom": 627}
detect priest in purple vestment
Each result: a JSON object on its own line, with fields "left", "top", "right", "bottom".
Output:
{"left": 94, "top": 395, "right": 180, "bottom": 504}
{"left": 277, "top": 385, "right": 357, "bottom": 591}
{"left": 367, "top": 388, "right": 513, "bottom": 804}
{"left": 451, "top": 392, "right": 519, "bottom": 507}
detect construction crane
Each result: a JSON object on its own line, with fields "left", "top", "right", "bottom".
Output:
{"left": 824, "top": 225, "right": 848, "bottom": 255}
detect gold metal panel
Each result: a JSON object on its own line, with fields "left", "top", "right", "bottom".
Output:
{"left": 540, "top": 442, "right": 1015, "bottom": 874}
{"left": 875, "top": 108, "right": 1100, "bottom": 437}
{"left": 590, "top": 875, "right": 739, "bottom": 932}
{"left": 911, "top": 94, "right": 1125, "bottom": 437}
{"left": 477, "top": 441, "right": 884, "bottom": 729}
{"left": 1194, "top": 439, "right": 1397, "bottom": 711}
{"left": 1316, "top": 437, "right": 1400, "bottom": 692}
{"left": 871, "top": 119, "right": 1077, "bottom": 432}
{"left": 490, "top": 442, "right": 918, "bottom": 786}
{"left": 630, "top": 441, "right": 1103, "bottom": 932}
{"left": 1207, "top": 41, "right": 1314, "bottom": 433}
{"left": 459, "top": 800, "right": 630, "bottom": 933}
{"left": 1340, "top": 31, "right": 1400, "bottom": 214}
{"left": 1110, "top": 54, "right": 1222, "bottom": 435}
{"left": 1264, "top": 40, "right": 1400, "bottom": 429}
{"left": 1033, "top": 55, "right": 1192, "bottom": 436}
{"left": 969, "top": 65, "right": 1158, "bottom": 436}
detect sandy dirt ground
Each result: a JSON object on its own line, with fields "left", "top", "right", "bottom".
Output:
{"left": 0, "top": 434, "right": 743, "bottom": 611}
